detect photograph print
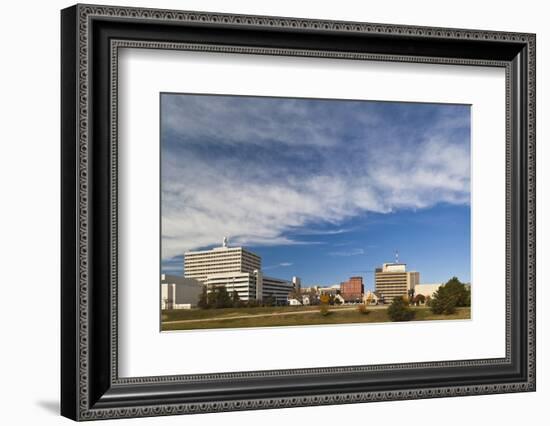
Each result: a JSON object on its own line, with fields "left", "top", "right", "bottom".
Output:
{"left": 160, "top": 93, "right": 472, "bottom": 331}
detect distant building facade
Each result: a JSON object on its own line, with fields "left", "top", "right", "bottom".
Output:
{"left": 203, "top": 271, "right": 257, "bottom": 302}
{"left": 299, "top": 288, "right": 319, "bottom": 305}
{"left": 202, "top": 271, "right": 295, "bottom": 304}
{"left": 340, "top": 276, "right": 364, "bottom": 302}
{"left": 263, "top": 275, "right": 297, "bottom": 303}
{"left": 414, "top": 283, "right": 442, "bottom": 299}
{"left": 292, "top": 276, "right": 301, "bottom": 293}
{"left": 334, "top": 294, "right": 346, "bottom": 304}
{"left": 375, "top": 262, "right": 419, "bottom": 303}
{"left": 184, "top": 242, "right": 261, "bottom": 282}
{"left": 363, "top": 290, "right": 379, "bottom": 305}
{"left": 309, "top": 285, "right": 340, "bottom": 296}
{"left": 161, "top": 274, "right": 203, "bottom": 309}
{"left": 180, "top": 238, "right": 297, "bottom": 305}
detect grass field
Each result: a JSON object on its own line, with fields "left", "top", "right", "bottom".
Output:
{"left": 161, "top": 306, "right": 471, "bottom": 331}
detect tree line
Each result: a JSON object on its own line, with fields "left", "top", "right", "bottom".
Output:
{"left": 197, "top": 285, "right": 279, "bottom": 309}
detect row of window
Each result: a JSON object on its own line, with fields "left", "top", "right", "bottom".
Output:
{"left": 375, "top": 285, "right": 409, "bottom": 290}
{"left": 185, "top": 263, "right": 261, "bottom": 271}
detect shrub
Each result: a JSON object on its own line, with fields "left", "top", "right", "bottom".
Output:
{"left": 387, "top": 296, "right": 415, "bottom": 322}
{"left": 357, "top": 304, "right": 369, "bottom": 315}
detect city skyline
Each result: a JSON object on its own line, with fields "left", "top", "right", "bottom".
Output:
{"left": 161, "top": 207, "right": 471, "bottom": 290}
{"left": 161, "top": 93, "right": 471, "bottom": 289}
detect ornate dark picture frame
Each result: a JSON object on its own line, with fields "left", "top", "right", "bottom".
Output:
{"left": 61, "top": 4, "right": 536, "bottom": 421}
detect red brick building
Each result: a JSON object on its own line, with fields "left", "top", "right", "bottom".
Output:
{"left": 340, "top": 276, "right": 364, "bottom": 302}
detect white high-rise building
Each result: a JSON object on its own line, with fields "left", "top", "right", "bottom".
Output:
{"left": 184, "top": 237, "right": 261, "bottom": 283}
{"left": 182, "top": 238, "right": 297, "bottom": 303}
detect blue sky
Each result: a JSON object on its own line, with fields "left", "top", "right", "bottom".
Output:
{"left": 161, "top": 94, "right": 471, "bottom": 289}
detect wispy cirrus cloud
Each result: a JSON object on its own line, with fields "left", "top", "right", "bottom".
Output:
{"left": 263, "top": 262, "right": 294, "bottom": 270}
{"left": 161, "top": 94, "right": 470, "bottom": 260}
{"left": 328, "top": 248, "right": 366, "bottom": 257}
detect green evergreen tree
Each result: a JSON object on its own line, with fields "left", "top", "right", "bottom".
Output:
{"left": 430, "top": 277, "right": 470, "bottom": 315}
{"left": 208, "top": 285, "right": 218, "bottom": 307}
{"left": 215, "top": 286, "right": 232, "bottom": 308}
{"left": 387, "top": 296, "right": 415, "bottom": 322}
{"left": 197, "top": 286, "right": 209, "bottom": 309}
{"left": 231, "top": 290, "right": 242, "bottom": 308}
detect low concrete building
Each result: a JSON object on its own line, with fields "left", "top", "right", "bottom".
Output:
{"left": 204, "top": 271, "right": 256, "bottom": 302}
{"left": 262, "top": 275, "right": 295, "bottom": 304}
{"left": 203, "top": 270, "right": 296, "bottom": 304}
{"left": 161, "top": 274, "right": 203, "bottom": 309}
{"left": 414, "top": 283, "right": 442, "bottom": 299}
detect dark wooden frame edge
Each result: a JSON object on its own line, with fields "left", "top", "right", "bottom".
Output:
{"left": 61, "top": 4, "right": 536, "bottom": 421}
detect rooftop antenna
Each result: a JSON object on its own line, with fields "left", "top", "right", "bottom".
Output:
{"left": 395, "top": 250, "right": 399, "bottom": 264}
{"left": 222, "top": 236, "right": 228, "bottom": 248}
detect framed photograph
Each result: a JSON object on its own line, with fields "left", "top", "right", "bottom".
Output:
{"left": 61, "top": 4, "right": 536, "bottom": 421}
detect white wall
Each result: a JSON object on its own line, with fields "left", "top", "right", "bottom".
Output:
{"left": 0, "top": 0, "right": 547, "bottom": 425}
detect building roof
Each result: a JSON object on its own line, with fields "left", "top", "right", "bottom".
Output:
{"left": 184, "top": 245, "right": 260, "bottom": 258}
